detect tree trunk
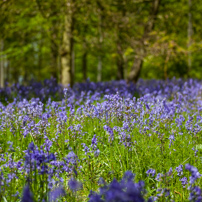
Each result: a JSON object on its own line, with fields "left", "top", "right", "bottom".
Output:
{"left": 97, "top": 55, "right": 102, "bottom": 82}
{"left": 82, "top": 51, "right": 87, "bottom": 82}
{"left": 127, "top": 0, "right": 161, "bottom": 83}
{"left": 50, "top": 41, "right": 58, "bottom": 80}
{"left": 116, "top": 57, "right": 124, "bottom": 80}
{"left": 61, "top": 1, "right": 72, "bottom": 86}
{"left": 127, "top": 56, "right": 143, "bottom": 83}
{"left": 6, "top": 59, "right": 9, "bottom": 84}
{"left": 116, "top": 43, "right": 124, "bottom": 80}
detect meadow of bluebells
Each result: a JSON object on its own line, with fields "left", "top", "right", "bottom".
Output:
{"left": 0, "top": 78, "right": 202, "bottom": 201}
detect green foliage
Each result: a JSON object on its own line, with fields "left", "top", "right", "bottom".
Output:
{"left": 0, "top": 0, "right": 202, "bottom": 84}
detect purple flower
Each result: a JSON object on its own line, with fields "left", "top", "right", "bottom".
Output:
{"left": 164, "top": 189, "right": 170, "bottom": 197}
{"left": 180, "top": 177, "right": 188, "bottom": 187}
{"left": 122, "top": 171, "right": 135, "bottom": 181}
{"left": 91, "top": 134, "right": 98, "bottom": 150}
{"left": 157, "top": 188, "right": 170, "bottom": 198}
{"left": 81, "top": 143, "right": 90, "bottom": 155}
{"left": 88, "top": 171, "right": 145, "bottom": 202}
{"left": 88, "top": 192, "right": 104, "bottom": 202}
{"left": 65, "top": 151, "right": 78, "bottom": 165}
{"left": 155, "top": 173, "right": 163, "bottom": 181}
{"left": 49, "top": 185, "right": 66, "bottom": 202}
{"left": 146, "top": 169, "right": 156, "bottom": 177}
{"left": 189, "top": 186, "right": 202, "bottom": 202}
{"left": 44, "top": 153, "right": 56, "bottom": 163}
{"left": 168, "top": 134, "right": 175, "bottom": 147}
{"left": 68, "top": 178, "right": 82, "bottom": 192}
{"left": 67, "top": 151, "right": 76, "bottom": 158}
{"left": 21, "top": 185, "right": 34, "bottom": 202}
{"left": 63, "top": 88, "right": 68, "bottom": 98}
{"left": 103, "top": 125, "right": 114, "bottom": 141}
{"left": 167, "top": 167, "right": 172, "bottom": 176}
{"left": 28, "top": 142, "right": 35, "bottom": 151}
{"left": 176, "top": 165, "right": 183, "bottom": 176}
{"left": 192, "top": 147, "right": 198, "bottom": 156}
{"left": 94, "top": 149, "right": 100, "bottom": 157}
{"left": 185, "top": 164, "right": 201, "bottom": 185}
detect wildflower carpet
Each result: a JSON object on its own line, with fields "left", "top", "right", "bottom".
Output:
{"left": 0, "top": 79, "right": 202, "bottom": 201}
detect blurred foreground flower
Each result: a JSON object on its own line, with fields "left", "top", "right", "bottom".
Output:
{"left": 21, "top": 184, "right": 66, "bottom": 202}
{"left": 49, "top": 185, "right": 66, "bottom": 202}
{"left": 21, "top": 185, "right": 34, "bottom": 202}
{"left": 68, "top": 178, "right": 83, "bottom": 192}
{"left": 88, "top": 171, "right": 147, "bottom": 202}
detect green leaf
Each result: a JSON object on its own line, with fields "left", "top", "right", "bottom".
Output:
{"left": 3, "top": 197, "right": 8, "bottom": 202}
{"left": 196, "top": 145, "right": 202, "bottom": 150}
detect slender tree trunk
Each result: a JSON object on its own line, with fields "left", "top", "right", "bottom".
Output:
{"left": 6, "top": 59, "right": 9, "bottom": 84}
{"left": 61, "top": 1, "right": 72, "bottom": 86}
{"left": 127, "top": 56, "right": 143, "bottom": 83}
{"left": 82, "top": 51, "right": 87, "bottom": 82}
{"left": 0, "top": 40, "right": 4, "bottom": 88}
{"left": 116, "top": 43, "right": 124, "bottom": 80}
{"left": 97, "top": 56, "right": 102, "bottom": 82}
{"left": 127, "top": 0, "right": 161, "bottom": 83}
{"left": 117, "top": 60, "right": 124, "bottom": 80}
{"left": 188, "top": 0, "right": 192, "bottom": 76}
{"left": 124, "top": 58, "right": 128, "bottom": 80}
{"left": 50, "top": 41, "right": 58, "bottom": 80}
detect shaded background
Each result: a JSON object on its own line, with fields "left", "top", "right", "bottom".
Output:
{"left": 0, "top": 0, "right": 202, "bottom": 87}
